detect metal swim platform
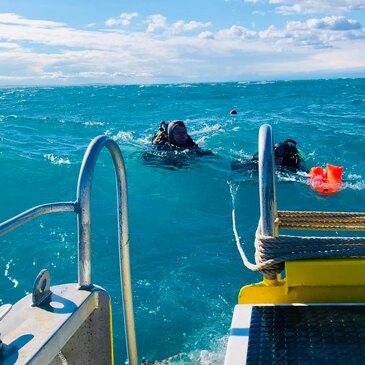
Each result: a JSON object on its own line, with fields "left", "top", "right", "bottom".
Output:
{"left": 225, "top": 124, "right": 365, "bottom": 364}
{"left": 227, "top": 303, "right": 365, "bottom": 365}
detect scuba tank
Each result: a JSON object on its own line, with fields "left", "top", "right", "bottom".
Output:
{"left": 152, "top": 121, "right": 168, "bottom": 145}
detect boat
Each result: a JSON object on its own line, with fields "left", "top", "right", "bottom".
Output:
{"left": 0, "top": 125, "right": 364, "bottom": 364}
{"left": 224, "top": 124, "right": 365, "bottom": 364}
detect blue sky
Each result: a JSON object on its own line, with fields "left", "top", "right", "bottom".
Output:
{"left": 0, "top": 0, "right": 364, "bottom": 85}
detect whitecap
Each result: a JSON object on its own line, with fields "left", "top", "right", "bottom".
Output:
{"left": 343, "top": 180, "right": 365, "bottom": 191}
{"left": 347, "top": 173, "right": 362, "bottom": 180}
{"left": 189, "top": 124, "right": 223, "bottom": 136}
{"left": 196, "top": 136, "right": 208, "bottom": 144}
{"left": 83, "top": 121, "right": 106, "bottom": 127}
{"left": 112, "top": 130, "right": 134, "bottom": 142}
{"left": 44, "top": 154, "right": 71, "bottom": 165}
{"left": 182, "top": 335, "right": 228, "bottom": 365}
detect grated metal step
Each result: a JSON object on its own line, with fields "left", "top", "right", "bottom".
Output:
{"left": 225, "top": 304, "right": 365, "bottom": 365}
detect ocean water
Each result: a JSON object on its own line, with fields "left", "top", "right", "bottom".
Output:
{"left": 0, "top": 79, "right": 364, "bottom": 364}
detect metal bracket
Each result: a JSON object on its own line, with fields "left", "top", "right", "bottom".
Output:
{"left": 32, "top": 269, "right": 52, "bottom": 306}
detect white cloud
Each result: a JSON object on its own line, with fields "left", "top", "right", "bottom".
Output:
{"left": 269, "top": 0, "right": 365, "bottom": 15}
{"left": 0, "top": 42, "right": 20, "bottom": 49}
{"left": 216, "top": 25, "right": 257, "bottom": 40}
{"left": 0, "top": 12, "right": 364, "bottom": 85}
{"left": 213, "top": 16, "right": 365, "bottom": 49}
{"left": 259, "top": 25, "right": 281, "bottom": 39}
{"left": 146, "top": 14, "right": 211, "bottom": 34}
{"left": 283, "top": 16, "right": 365, "bottom": 46}
{"left": 306, "top": 16, "right": 362, "bottom": 30}
{"left": 105, "top": 12, "right": 138, "bottom": 27}
{"left": 256, "top": 45, "right": 365, "bottom": 76}
{"left": 170, "top": 20, "right": 211, "bottom": 34}
{"left": 199, "top": 31, "right": 215, "bottom": 39}
{"left": 0, "top": 13, "right": 65, "bottom": 28}
{"left": 146, "top": 14, "right": 167, "bottom": 33}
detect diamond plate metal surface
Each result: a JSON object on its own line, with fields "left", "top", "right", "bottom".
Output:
{"left": 246, "top": 305, "right": 365, "bottom": 364}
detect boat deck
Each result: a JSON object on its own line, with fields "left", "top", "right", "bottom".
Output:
{"left": 225, "top": 304, "right": 365, "bottom": 365}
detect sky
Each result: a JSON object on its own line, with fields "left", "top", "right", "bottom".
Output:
{"left": 0, "top": 0, "right": 364, "bottom": 86}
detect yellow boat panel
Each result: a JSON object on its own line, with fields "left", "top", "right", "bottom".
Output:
{"left": 239, "top": 283, "right": 365, "bottom": 304}
{"left": 286, "top": 258, "right": 365, "bottom": 287}
{"left": 239, "top": 258, "right": 365, "bottom": 304}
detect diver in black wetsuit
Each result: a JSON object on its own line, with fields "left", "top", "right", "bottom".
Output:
{"left": 231, "top": 139, "right": 304, "bottom": 172}
{"left": 152, "top": 120, "right": 204, "bottom": 153}
{"left": 273, "top": 139, "right": 302, "bottom": 170}
{"left": 144, "top": 120, "right": 212, "bottom": 169}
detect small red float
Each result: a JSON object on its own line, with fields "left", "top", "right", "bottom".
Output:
{"left": 309, "top": 164, "right": 343, "bottom": 195}
{"left": 230, "top": 109, "right": 237, "bottom": 115}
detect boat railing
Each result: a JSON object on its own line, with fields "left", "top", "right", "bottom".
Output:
{"left": 258, "top": 124, "right": 277, "bottom": 237}
{"left": 0, "top": 135, "right": 138, "bottom": 365}
{"left": 255, "top": 124, "right": 365, "bottom": 279}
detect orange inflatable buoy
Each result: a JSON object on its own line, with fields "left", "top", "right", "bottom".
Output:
{"left": 309, "top": 164, "right": 344, "bottom": 195}
{"left": 230, "top": 109, "right": 237, "bottom": 115}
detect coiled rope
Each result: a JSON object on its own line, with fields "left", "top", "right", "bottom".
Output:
{"left": 277, "top": 211, "right": 365, "bottom": 231}
{"left": 232, "top": 209, "right": 365, "bottom": 276}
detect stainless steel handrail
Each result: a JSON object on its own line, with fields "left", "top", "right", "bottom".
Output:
{"left": 76, "top": 135, "right": 138, "bottom": 365}
{"left": 258, "top": 124, "right": 277, "bottom": 237}
{"left": 0, "top": 202, "right": 76, "bottom": 236}
{"left": 0, "top": 135, "right": 138, "bottom": 365}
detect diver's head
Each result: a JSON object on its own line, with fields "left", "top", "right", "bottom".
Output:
{"left": 167, "top": 121, "right": 188, "bottom": 146}
{"left": 274, "top": 142, "right": 288, "bottom": 165}
{"left": 274, "top": 140, "right": 300, "bottom": 167}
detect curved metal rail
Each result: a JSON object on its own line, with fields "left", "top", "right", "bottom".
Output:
{"left": 0, "top": 202, "right": 76, "bottom": 236}
{"left": 0, "top": 135, "right": 138, "bottom": 365}
{"left": 76, "top": 135, "right": 138, "bottom": 365}
{"left": 258, "top": 124, "right": 277, "bottom": 237}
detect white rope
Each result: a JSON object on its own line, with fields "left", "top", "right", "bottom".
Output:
{"left": 232, "top": 208, "right": 260, "bottom": 272}
{"left": 232, "top": 207, "right": 365, "bottom": 276}
{"left": 57, "top": 352, "right": 68, "bottom": 365}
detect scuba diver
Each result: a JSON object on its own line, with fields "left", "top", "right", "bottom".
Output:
{"left": 152, "top": 120, "right": 200, "bottom": 151}
{"left": 144, "top": 120, "right": 213, "bottom": 170}
{"left": 231, "top": 139, "right": 304, "bottom": 172}
{"left": 273, "top": 139, "right": 303, "bottom": 170}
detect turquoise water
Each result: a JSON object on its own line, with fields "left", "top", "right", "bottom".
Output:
{"left": 0, "top": 79, "right": 364, "bottom": 364}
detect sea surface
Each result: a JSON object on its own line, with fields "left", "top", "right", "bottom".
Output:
{"left": 0, "top": 79, "right": 364, "bottom": 364}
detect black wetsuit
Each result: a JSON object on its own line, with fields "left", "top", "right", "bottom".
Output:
{"left": 231, "top": 139, "right": 304, "bottom": 172}
{"left": 152, "top": 130, "right": 197, "bottom": 150}
{"left": 274, "top": 140, "right": 302, "bottom": 170}
{"left": 152, "top": 120, "right": 199, "bottom": 151}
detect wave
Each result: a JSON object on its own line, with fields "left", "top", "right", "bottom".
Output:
{"left": 111, "top": 130, "right": 134, "bottom": 142}
{"left": 2, "top": 114, "right": 18, "bottom": 120}
{"left": 177, "top": 84, "right": 198, "bottom": 88}
{"left": 342, "top": 180, "right": 365, "bottom": 191}
{"left": 83, "top": 121, "right": 106, "bottom": 127}
{"left": 44, "top": 154, "right": 71, "bottom": 165}
{"left": 189, "top": 124, "right": 223, "bottom": 136}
